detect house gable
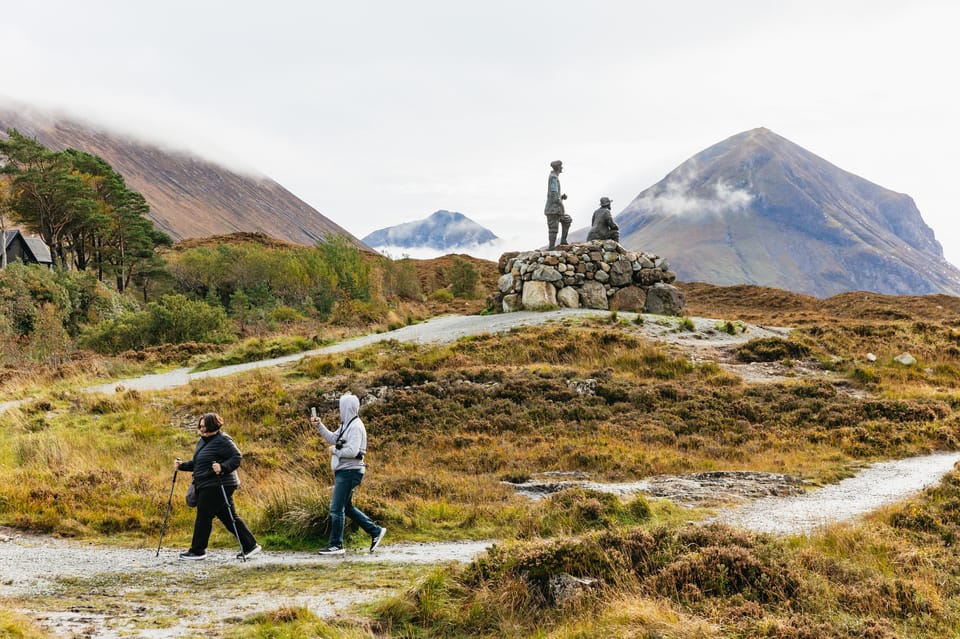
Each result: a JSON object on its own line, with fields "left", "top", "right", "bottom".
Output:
{"left": 2, "top": 229, "right": 52, "bottom": 267}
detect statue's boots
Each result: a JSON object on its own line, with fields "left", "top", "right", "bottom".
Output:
{"left": 559, "top": 222, "right": 570, "bottom": 247}
{"left": 548, "top": 232, "right": 557, "bottom": 251}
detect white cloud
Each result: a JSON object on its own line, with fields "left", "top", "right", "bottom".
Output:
{"left": 625, "top": 167, "right": 753, "bottom": 219}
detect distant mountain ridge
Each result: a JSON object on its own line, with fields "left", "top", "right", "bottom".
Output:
{"left": 0, "top": 106, "right": 368, "bottom": 249}
{"left": 599, "top": 127, "right": 960, "bottom": 297}
{"left": 362, "top": 210, "right": 497, "bottom": 251}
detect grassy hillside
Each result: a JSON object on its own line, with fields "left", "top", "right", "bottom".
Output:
{"left": 2, "top": 278, "right": 960, "bottom": 637}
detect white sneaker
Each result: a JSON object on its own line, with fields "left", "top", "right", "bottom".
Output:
{"left": 317, "top": 545, "right": 345, "bottom": 556}
{"left": 370, "top": 527, "right": 387, "bottom": 553}
{"left": 237, "top": 544, "right": 262, "bottom": 559}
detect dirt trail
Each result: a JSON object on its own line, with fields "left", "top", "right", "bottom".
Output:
{"left": 0, "top": 535, "right": 493, "bottom": 598}
{"left": 712, "top": 451, "right": 960, "bottom": 534}
{"left": 79, "top": 310, "right": 796, "bottom": 396}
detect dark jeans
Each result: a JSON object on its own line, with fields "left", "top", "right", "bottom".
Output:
{"left": 329, "top": 469, "right": 380, "bottom": 547}
{"left": 190, "top": 484, "right": 257, "bottom": 554}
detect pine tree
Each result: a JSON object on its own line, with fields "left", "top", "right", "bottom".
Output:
{"left": 0, "top": 129, "right": 97, "bottom": 268}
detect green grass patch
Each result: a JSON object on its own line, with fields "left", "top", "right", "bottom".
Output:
{"left": 192, "top": 335, "right": 324, "bottom": 371}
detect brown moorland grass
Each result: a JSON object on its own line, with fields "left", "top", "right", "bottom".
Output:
{"left": 5, "top": 281, "right": 960, "bottom": 637}
{"left": 679, "top": 281, "right": 960, "bottom": 325}
{"left": 2, "top": 318, "right": 957, "bottom": 546}
{"left": 371, "top": 469, "right": 960, "bottom": 638}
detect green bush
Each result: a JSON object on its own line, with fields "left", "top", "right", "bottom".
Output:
{"left": 166, "top": 235, "right": 370, "bottom": 313}
{"left": 0, "top": 262, "right": 120, "bottom": 338}
{"left": 316, "top": 235, "right": 372, "bottom": 302}
{"left": 430, "top": 288, "right": 455, "bottom": 302}
{"left": 80, "top": 294, "right": 233, "bottom": 353}
{"left": 269, "top": 305, "right": 303, "bottom": 323}
{"left": 381, "top": 255, "right": 422, "bottom": 300}
{"left": 449, "top": 257, "right": 480, "bottom": 299}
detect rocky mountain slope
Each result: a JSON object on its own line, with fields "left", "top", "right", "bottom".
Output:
{"left": 598, "top": 128, "right": 960, "bottom": 297}
{"left": 362, "top": 209, "right": 497, "bottom": 251}
{"left": 0, "top": 107, "right": 367, "bottom": 249}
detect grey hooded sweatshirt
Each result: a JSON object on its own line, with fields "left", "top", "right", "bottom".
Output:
{"left": 317, "top": 393, "right": 367, "bottom": 473}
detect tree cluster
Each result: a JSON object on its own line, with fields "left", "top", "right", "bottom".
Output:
{"left": 0, "top": 128, "right": 433, "bottom": 365}
{"left": 0, "top": 129, "right": 171, "bottom": 292}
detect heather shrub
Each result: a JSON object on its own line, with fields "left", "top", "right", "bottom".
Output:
{"left": 735, "top": 337, "right": 811, "bottom": 362}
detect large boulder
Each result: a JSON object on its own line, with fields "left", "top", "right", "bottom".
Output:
{"left": 578, "top": 280, "right": 608, "bottom": 310}
{"left": 608, "top": 259, "right": 634, "bottom": 286}
{"left": 644, "top": 283, "right": 685, "bottom": 316}
{"left": 557, "top": 286, "right": 580, "bottom": 308}
{"left": 498, "top": 273, "right": 517, "bottom": 294}
{"left": 522, "top": 281, "right": 558, "bottom": 308}
{"left": 502, "top": 293, "right": 522, "bottom": 312}
{"left": 610, "top": 285, "right": 646, "bottom": 312}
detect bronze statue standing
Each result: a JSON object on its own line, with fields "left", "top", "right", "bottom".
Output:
{"left": 544, "top": 160, "right": 571, "bottom": 249}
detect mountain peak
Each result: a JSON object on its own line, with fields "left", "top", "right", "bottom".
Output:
{"left": 362, "top": 210, "right": 497, "bottom": 252}
{"left": 612, "top": 129, "right": 960, "bottom": 297}
{"left": 427, "top": 210, "right": 468, "bottom": 223}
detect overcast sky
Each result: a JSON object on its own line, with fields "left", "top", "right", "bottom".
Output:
{"left": 3, "top": 1, "right": 959, "bottom": 264}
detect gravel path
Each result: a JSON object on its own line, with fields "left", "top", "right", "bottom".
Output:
{"left": 1, "top": 309, "right": 791, "bottom": 413}
{"left": 713, "top": 451, "right": 960, "bottom": 534}
{"left": 4, "top": 452, "right": 958, "bottom": 638}
{"left": 78, "top": 309, "right": 789, "bottom": 396}
{"left": 81, "top": 310, "right": 613, "bottom": 395}
{"left": 0, "top": 535, "right": 493, "bottom": 598}
{"left": 4, "top": 452, "right": 957, "bottom": 600}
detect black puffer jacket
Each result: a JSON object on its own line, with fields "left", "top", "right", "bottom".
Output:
{"left": 178, "top": 431, "right": 242, "bottom": 489}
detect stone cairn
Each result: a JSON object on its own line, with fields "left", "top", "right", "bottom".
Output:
{"left": 491, "top": 240, "right": 685, "bottom": 315}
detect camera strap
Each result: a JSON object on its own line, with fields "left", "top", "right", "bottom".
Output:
{"left": 336, "top": 416, "right": 363, "bottom": 459}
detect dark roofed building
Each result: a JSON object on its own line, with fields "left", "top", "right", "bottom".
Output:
{"left": 1, "top": 229, "right": 53, "bottom": 268}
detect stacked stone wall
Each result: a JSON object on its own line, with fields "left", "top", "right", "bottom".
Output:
{"left": 491, "top": 240, "right": 685, "bottom": 315}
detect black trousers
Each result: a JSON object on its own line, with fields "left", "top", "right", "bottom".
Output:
{"left": 190, "top": 484, "right": 257, "bottom": 554}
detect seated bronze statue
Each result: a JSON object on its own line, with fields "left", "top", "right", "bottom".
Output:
{"left": 587, "top": 196, "right": 619, "bottom": 242}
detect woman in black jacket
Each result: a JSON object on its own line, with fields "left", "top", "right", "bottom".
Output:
{"left": 175, "top": 413, "right": 260, "bottom": 560}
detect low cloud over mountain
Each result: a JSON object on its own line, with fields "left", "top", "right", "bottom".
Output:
{"left": 0, "top": 106, "right": 367, "bottom": 249}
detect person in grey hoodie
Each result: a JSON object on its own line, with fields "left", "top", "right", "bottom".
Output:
{"left": 311, "top": 393, "right": 386, "bottom": 555}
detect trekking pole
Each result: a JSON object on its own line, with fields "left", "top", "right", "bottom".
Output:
{"left": 155, "top": 469, "right": 178, "bottom": 557}
{"left": 220, "top": 481, "right": 246, "bottom": 562}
